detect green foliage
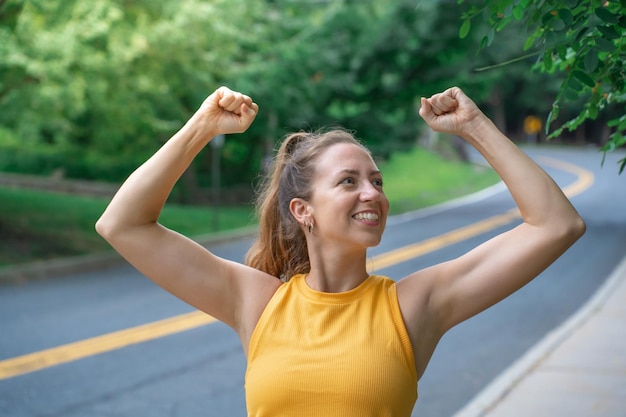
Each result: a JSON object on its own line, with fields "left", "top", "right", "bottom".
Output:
{"left": 458, "top": 0, "right": 626, "bottom": 173}
{"left": 236, "top": 0, "right": 501, "bottom": 158}
{"left": 0, "top": 0, "right": 261, "bottom": 183}
{"left": 1, "top": 0, "right": 590, "bottom": 192}
{"left": 3, "top": 0, "right": 495, "bottom": 186}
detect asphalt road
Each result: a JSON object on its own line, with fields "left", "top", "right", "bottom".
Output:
{"left": 1, "top": 146, "right": 624, "bottom": 417}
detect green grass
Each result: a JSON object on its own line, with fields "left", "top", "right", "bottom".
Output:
{"left": 0, "top": 188, "right": 255, "bottom": 266}
{"left": 379, "top": 147, "right": 498, "bottom": 214}
{"left": 0, "top": 146, "right": 499, "bottom": 266}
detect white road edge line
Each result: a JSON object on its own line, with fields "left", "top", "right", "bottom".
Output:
{"left": 451, "top": 255, "right": 626, "bottom": 417}
{"left": 386, "top": 182, "right": 507, "bottom": 225}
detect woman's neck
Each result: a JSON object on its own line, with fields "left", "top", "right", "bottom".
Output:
{"left": 305, "top": 244, "right": 369, "bottom": 293}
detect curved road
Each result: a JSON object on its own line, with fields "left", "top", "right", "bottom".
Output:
{"left": 1, "top": 146, "right": 624, "bottom": 417}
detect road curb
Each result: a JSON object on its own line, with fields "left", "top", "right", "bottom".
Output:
{"left": 451, "top": 254, "right": 626, "bottom": 417}
{"left": 0, "top": 226, "right": 258, "bottom": 286}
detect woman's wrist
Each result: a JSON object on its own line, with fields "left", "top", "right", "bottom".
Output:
{"left": 175, "top": 113, "right": 219, "bottom": 152}
{"left": 461, "top": 114, "right": 502, "bottom": 147}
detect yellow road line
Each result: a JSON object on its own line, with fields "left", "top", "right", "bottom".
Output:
{"left": 0, "top": 311, "right": 216, "bottom": 380}
{"left": 0, "top": 156, "right": 594, "bottom": 381}
{"left": 368, "top": 209, "right": 520, "bottom": 271}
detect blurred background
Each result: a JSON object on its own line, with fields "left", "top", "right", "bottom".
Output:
{"left": 2, "top": 2, "right": 626, "bottom": 417}
{"left": 0, "top": 0, "right": 623, "bottom": 265}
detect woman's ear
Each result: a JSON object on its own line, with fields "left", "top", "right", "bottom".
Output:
{"left": 289, "top": 198, "right": 311, "bottom": 225}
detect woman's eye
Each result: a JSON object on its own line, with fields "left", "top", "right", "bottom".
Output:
{"left": 341, "top": 177, "right": 355, "bottom": 185}
{"left": 373, "top": 178, "right": 383, "bottom": 187}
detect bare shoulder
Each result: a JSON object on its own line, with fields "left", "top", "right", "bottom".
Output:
{"left": 395, "top": 266, "right": 441, "bottom": 324}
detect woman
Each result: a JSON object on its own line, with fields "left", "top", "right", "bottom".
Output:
{"left": 96, "top": 86, "right": 585, "bottom": 416}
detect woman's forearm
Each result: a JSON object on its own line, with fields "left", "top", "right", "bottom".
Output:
{"left": 96, "top": 117, "right": 216, "bottom": 237}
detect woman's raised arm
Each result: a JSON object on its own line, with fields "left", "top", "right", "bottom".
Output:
{"left": 95, "top": 87, "right": 279, "bottom": 337}
{"left": 400, "top": 87, "right": 586, "bottom": 340}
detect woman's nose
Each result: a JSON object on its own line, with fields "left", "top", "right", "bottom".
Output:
{"left": 360, "top": 182, "right": 381, "bottom": 201}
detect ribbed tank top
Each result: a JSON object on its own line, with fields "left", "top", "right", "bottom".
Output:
{"left": 245, "top": 274, "right": 418, "bottom": 417}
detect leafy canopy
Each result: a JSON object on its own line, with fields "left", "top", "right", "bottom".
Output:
{"left": 458, "top": 0, "right": 626, "bottom": 173}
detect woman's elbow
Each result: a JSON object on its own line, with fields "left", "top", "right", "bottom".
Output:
{"left": 560, "top": 212, "right": 586, "bottom": 245}
{"left": 572, "top": 214, "right": 586, "bottom": 240}
{"left": 95, "top": 212, "right": 119, "bottom": 242}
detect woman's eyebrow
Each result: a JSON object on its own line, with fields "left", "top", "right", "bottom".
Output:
{"left": 337, "top": 168, "right": 382, "bottom": 176}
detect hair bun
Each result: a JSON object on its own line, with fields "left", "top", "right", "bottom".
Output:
{"left": 282, "top": 132, "right": 311, "bottom": 157}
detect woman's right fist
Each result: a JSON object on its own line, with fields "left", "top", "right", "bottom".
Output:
{"left": 195, "top": 86, "right": 259, "bottom": 136}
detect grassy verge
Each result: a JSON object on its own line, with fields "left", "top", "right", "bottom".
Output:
{"left": 0, "top": 147, "right": 499, "bottom": 266}
{"left": 0, "top": 189, "right": 255, "bottom": 267}
{"left": 380, "top": 147, "right": 498, "bottom": 214}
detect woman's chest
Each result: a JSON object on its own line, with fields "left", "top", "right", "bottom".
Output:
{"left": 245, "top": 302, "right": 417, "bottom": 416}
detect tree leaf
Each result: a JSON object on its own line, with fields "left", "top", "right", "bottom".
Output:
{"left": 503, "top": 4, "right": 513, "bottom": 18}
{"left": 558, "top": 9, "right": 574, "bottom": 26}
{"left": 595, "top": 36, "right": 616, "bottom": 52}
{"left": 487, "top": 27, "right": 495, "bottom": 46}
{"left": 459, "top": 18, "right": 471, "bottom": 38}
{"left": 597, "top": 24, "right": 621, "bottom": 40}
{"left": 595, "top": 7, "right": 619, "bottom": 24}
{"left": 568, "top": 75, "right": 584, "bottom": 91}
{"left": 543, "top": 52, "right": 553, "bottom": 71}
{"left": 610, "top": 68, "right": 626, "bottom": 90}
{"left": 496, "top": 15, "right": 512, "bottom": 31}
{"left": 573, "top": 70, "right": 596, "bottom": 87}
{"left": 523, "top": 34, "right": 536, "bottom": 50}
{"left": 574, "top": 27, "right": 589, "bottom": 42}
{"left": 601, "top": 141, "right": 616, "bottom": 152}
{"left": 548, "top": 17, "right": 566, "bottom": 31}
{"left": 480, "top": 35, "right": 489, "bottom": 49}
{"left": 583, "top": 48, "right": 599, "bottom": 72}
{"left": 607, "top": 117, "right": 621, "bottom": 127}
{"left": 564, "top": 88, "right": 580, "bottom": 101}
{"left": 541, "top": 11, "right": 554, "bottom": 25}
{"left": 546, "top": 104, "right": 559, "bottom": 132}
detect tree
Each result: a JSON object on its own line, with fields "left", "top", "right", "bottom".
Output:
{"left": 0, "top": 0, "right": 263, "bottom": 185}
{"left": 2, "top": 0, "right": 577, "bottom": 191}
{"left": 458, "top": 0, "right": 626, "bottom": 173}
{"left": 236, "top": 0, "right": 506, "bottom": 159}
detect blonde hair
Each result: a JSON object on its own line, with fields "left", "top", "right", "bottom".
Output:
{"left": 245, "top": 128, "right": 370, "bottom": 280}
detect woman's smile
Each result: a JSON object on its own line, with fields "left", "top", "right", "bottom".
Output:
{"left": 352, "top": 210, "right": 380, "bottom": 225}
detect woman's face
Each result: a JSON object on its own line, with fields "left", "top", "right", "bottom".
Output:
{"left": 306, "top": 143, "right": 389, "bottom": 250}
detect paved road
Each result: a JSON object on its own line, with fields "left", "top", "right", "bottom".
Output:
{"left": 1, "top": 146, "right": 624, "bottom": 417}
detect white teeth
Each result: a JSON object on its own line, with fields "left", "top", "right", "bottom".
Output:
{"left": 353, "top": 212, "right": 379, "bottom": 221}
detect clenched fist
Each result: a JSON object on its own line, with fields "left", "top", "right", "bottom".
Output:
{"left": 194, "top": 86, "right": 259, "bottom": 138}
{"left": 419, "top": 87, "right": 486, "bottom": 138}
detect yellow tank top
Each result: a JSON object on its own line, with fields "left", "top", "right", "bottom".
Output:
{"left": 245, "top": 274, "right": 418, "bottom": 417}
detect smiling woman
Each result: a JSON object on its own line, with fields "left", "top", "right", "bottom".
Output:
{"left": 246, "top": 130, "right": 389, "bottom": 283}
{"left": 95, "top": 85, "right": 585, "bottom": 417}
